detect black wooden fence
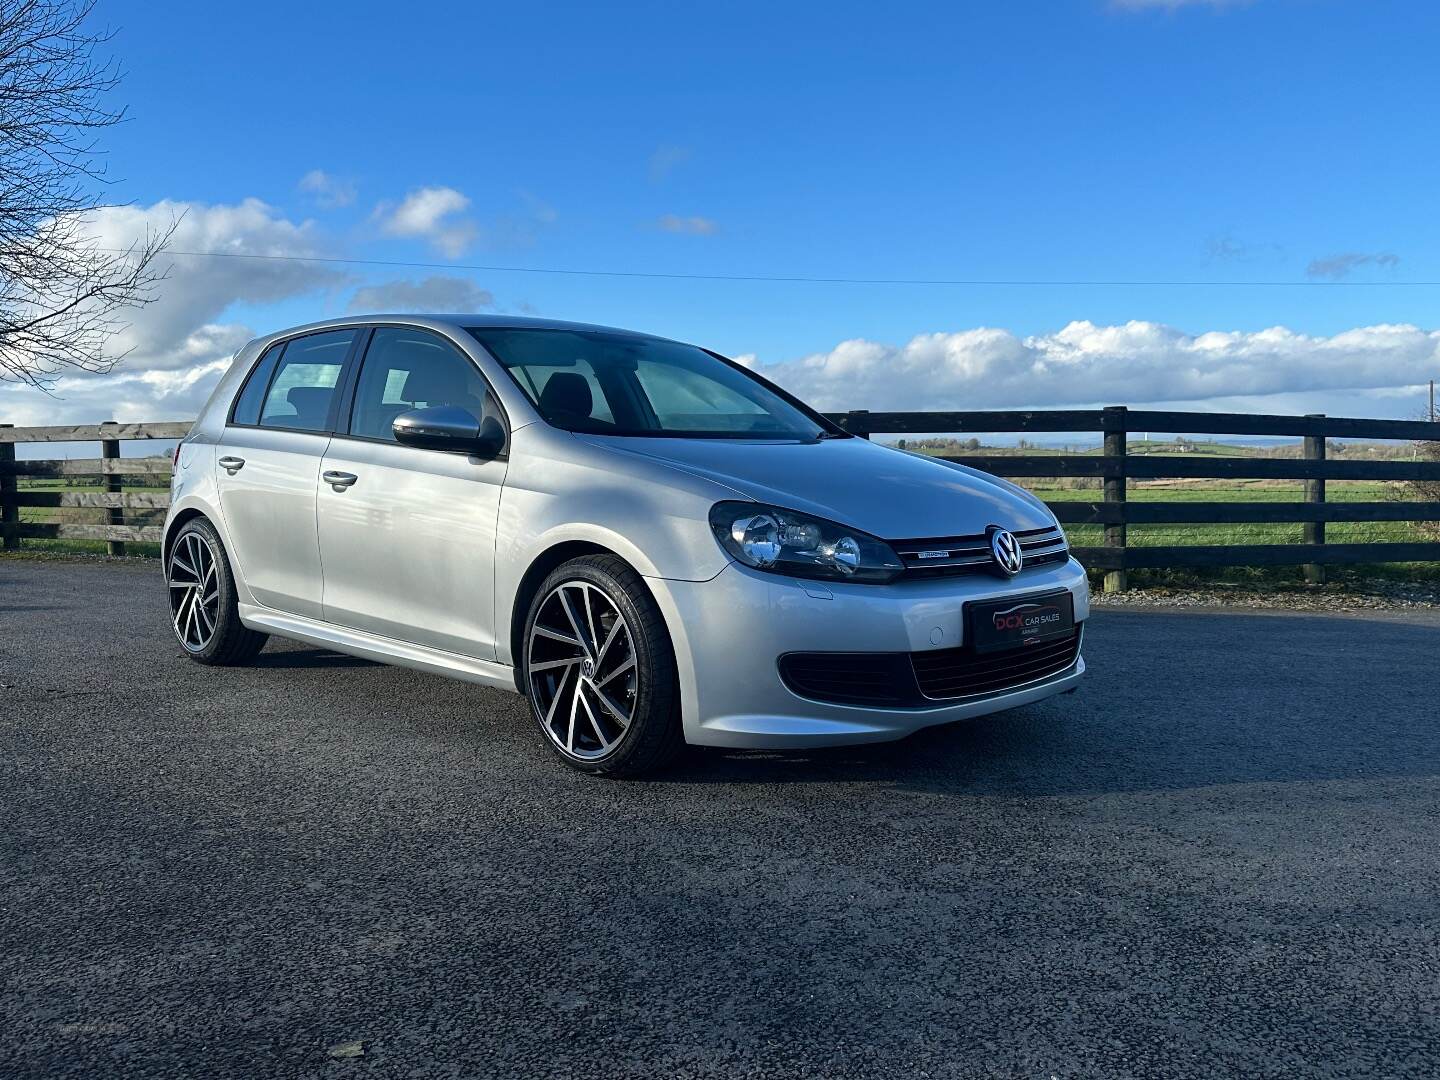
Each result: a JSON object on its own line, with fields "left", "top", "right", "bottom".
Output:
{"left": 0, "top": 421, "right": 187, "bottom": 555}
{"left": 4, "top": 409, "right": 1440, "bottom": 591}
{"left": 824, "top": 406, "right": 1440, "bottom": 592}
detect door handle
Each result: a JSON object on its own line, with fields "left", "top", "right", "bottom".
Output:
{"left": 323, "top": 470, "right": 358, "bottom": 491}
{"left": 218, "top": 456, "right": 245, "bottom": 474}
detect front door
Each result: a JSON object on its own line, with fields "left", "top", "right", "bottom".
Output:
{"left": 316, "top": 327, "right": 508, "bottom": 659}
{"left": 214, "top": 329, "right": 359, "bottom": 619}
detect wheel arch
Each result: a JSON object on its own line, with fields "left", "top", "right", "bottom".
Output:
{"left": 509, "top": 540, "right": 623, "bottom": 691}
{"left": 162, "top": 507, "right": 210, "bottom": 563}
{"left": 508, "top": 538, "right": 693, "bottom": 701}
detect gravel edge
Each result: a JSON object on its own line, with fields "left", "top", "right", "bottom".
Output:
{"left": 1091, "top": 580, "right": 1440, "bottom": 611}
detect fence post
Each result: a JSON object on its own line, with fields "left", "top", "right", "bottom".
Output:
{"left": 101, "top": 423, "right": 125, "bottom": 557}
{"left": 0, "top": 424, "right": 16, "bottom": 551}
{"left": 1303, "top": 414, "right": 1325, "bottom": 584}
{"left": 1102, "top": 406, "right": 1128, "bottom": 594}
{"left": 846, "top": 409, "right": 871, "bottom": 440}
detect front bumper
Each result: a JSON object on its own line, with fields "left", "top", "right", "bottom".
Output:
{"left": 647, "top": 557, "right": 1090, "bottom": 749}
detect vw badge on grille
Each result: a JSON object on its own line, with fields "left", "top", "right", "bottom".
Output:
{"left": 988, "top": 527, "right": 1023, "bottom": 576}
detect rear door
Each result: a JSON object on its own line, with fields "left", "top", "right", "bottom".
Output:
{"left": 316, "top": 326, "right": 508, "bottom": 659}
{"left": 214, "top": 328, "right": 360, "bottom": 619}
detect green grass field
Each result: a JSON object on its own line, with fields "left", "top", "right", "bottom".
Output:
{"left": 1025, "top": 480, "right": 1440, "bottom": 586}
{"left": 1032, "top": 480, "right": 1414, "bottom": 546}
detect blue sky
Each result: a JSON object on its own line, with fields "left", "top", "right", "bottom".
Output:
{"left": 5, "top": 0, "right": 1439, "bottom": 424}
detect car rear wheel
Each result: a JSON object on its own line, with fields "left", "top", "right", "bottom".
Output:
{"left": 523, "top": 555, "right": 682, "bottom": 777}
{"left": 167, "top": 517, "right": 268, "bottom": 665}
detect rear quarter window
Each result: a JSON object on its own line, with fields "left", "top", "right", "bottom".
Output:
{"left": 230, "top": 343, "right": 283, "bottom": 426}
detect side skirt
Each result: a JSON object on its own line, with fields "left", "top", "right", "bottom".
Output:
{"left": 238, "top": 604, "right": 519, "bottom": 693}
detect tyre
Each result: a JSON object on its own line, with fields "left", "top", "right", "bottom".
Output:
{"left": 523, "top": 554, "right": 683, "bottom": 777}
{"left": 166, "top": 517, "right": 268, "bottom": 665}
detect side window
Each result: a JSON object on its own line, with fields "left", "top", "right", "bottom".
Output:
{"left": 230, "top": 342, "right": 283, "bottom": 426}
{"left": 349, "top": 327, "right": 495, "bottom": 442}
{"left": 258, "top": 330, "right": 356, "bottom": 432}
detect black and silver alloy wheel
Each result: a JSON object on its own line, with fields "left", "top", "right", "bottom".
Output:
{"left": 522, "top": 555, "right": 683, "bottom": 776}
{"left": 165, "top": 517, "right": 268, "bottom": 666}
{"left": 168, "top": 529, "right": 220, "bottom": 653}
{"left": 527, "top": 579, "right": 637, "bottom": 760}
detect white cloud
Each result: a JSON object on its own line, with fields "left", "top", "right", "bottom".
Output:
{"left": 0, "top": 356, "right": 234, "bottom": 428}
{"left": 11, "top": 295, "right": 1438, "bottom": 429}
{"left": 298, "top": 169, "right": 357, "bottom": 208}
{"left": 648, "top": 144, "right": 692, "bottom": 182}
{"left": 656, "top": 214, "right": 718, "bottom": 236}
{"left": 78, "top": 198, "right": 345, "bottom": 373}
{"left": 1306, "top": 252, "right": 1400, "bottom": 280}
{"left": 348, "top": 276, "right": 494, "bottom": 313}
{"left": 485, "top": 192, "right": 557, "bottom": 250}
{"left": 376, "top": 187, "right": 477, "bottom": 256}
{"left": 370, "top": 187, "right": 555, "bottom": 254}
{"left": 746, "top": 320, "right": 1440, "bottom": 416}
{"left": 0, "top": 197, "right": 345, "bottom": 424}
{"left": 1205, "top": 234, "right": 1284, "bottom": 263}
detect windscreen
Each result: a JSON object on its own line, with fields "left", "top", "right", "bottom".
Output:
{"left": 468, "top": 328, "right": 828, "bottom": 440}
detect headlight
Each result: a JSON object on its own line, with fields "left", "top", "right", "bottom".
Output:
{"left": 708, "top": 501, "right": 904, "bottom": 584}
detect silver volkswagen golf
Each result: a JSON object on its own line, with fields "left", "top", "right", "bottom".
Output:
{"left": 165, "top": 315, "right": 1087, "bottom": 775}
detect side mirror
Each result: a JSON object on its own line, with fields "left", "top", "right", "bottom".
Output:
{"left": 476, "top": 414, "right": 507, "bottom": 459}
{"left": 393, "top": 405, "right": 506, "bottom": 459}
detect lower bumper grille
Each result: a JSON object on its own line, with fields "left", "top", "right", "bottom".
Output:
{"left": 778, "top": 625, "right": 1082, "bottom": 709}
{"left": 911, "top": 627, "right": 1082, "bottom": 701}
{"left": 777, "top": 652, "right": 916, "bottom": 707}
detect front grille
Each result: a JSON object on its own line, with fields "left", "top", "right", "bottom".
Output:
{"left": 891, "top": 525, "right": 1069, "bottom": 578}
{"left": 779, "top": 625, "right": 1082, "bottom": 708}
{"left": 911, "top": 627, "right": 1083, "bottom": 701}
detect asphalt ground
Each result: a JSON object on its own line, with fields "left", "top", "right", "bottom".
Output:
{"left": 2, "top": 557, "right": 1438, "bottom": 1079}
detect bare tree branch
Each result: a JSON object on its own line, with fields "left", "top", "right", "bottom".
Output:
{"left": 0, "top": 0, "right": 168, "bottom": 391}
{"left": 1407, "top": 437, "right": 1440, "bottom": 539}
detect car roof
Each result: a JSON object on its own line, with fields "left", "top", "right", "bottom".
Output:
{"left": 257, "top": 313, "right": 672, "bottom": 344}
{"left": 430, "top": 314, "right": 657, "bottom": 336}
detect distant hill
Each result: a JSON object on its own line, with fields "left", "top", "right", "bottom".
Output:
{"left": 891, "top": 437, "right": 1427, "bottom": 461}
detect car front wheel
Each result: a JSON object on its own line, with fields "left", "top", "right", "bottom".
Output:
{"left": 523, "top": 555, "right": 682, "bottom": 777}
